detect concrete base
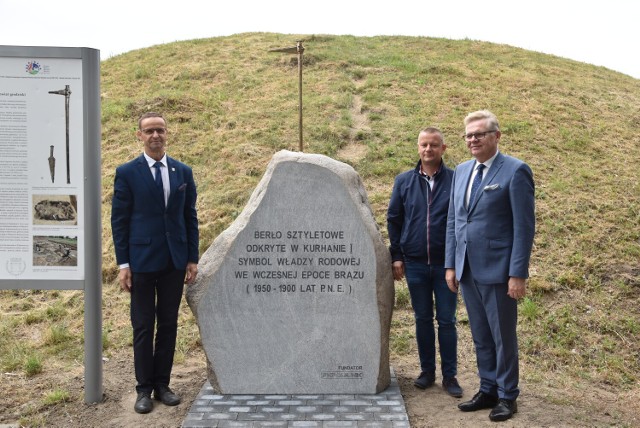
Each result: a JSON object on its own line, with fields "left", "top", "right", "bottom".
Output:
{"left": 182, "top": 368, "right": 409, "bottom": 427}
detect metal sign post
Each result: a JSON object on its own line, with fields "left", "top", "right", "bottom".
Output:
{"left": 269, "top": 41, "right": 305, "bottom": 152}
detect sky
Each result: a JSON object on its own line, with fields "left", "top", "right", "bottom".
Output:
{"left": 1, "top": 0, "right": 638, "bottom": 79}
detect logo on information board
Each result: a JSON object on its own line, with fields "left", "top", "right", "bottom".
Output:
{"left": 6, "top": 258, "right": 26, "bottom": 276}
{"left": 25, "top": 61, "right": 42, "bottom": 75}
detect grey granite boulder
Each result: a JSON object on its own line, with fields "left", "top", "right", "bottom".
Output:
{"left": 186, "top": 150, "right": 394, "bottom": 394}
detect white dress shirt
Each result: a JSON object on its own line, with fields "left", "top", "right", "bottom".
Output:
{"left": 144, "top": 152, "right": 169, "bottom": 206}
{"left": 465, "top": 151, "right": 499, "bottom": 207}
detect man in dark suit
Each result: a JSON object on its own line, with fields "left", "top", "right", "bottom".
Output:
{"left": 445, "top": 110, "right": 535, "bottom": 422}
{"left": 111, "top": 112, "right": 199, "bottom": 414}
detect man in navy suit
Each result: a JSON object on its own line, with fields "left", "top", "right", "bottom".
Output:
{"left": 111, "top": 112, "right": 199, "bottom": 414}
{"left": 445, "top": 110, "right": 534, "bottom": 422}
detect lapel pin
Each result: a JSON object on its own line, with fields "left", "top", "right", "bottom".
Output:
{"left": 171, "top": 167, "right": 175, "bottom": 172}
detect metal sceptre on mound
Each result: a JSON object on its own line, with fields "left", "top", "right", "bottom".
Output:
{"left": 269, "top": 41, "right": 304, "bottom": 152}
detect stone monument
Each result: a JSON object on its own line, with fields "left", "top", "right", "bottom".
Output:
{"left": 186, "top": 150, "right": 394, "bottom": 394}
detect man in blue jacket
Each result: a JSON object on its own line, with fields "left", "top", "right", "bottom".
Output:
{"left": 387, "top": 127, "right": 462, "bottom": 397}
{"left": 111, "top": 112, "right": 199, "bottom": 414}
{"left": 445, "top": 110, "right": 535, "bottom": 422}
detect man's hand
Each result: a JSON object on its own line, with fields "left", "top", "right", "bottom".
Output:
{"left": 446, "top": 268, "right": 459, "bottom": 293}
{"left": 118, "top": 267, "right": 132, "bottom": 292}
{"left": 185, "top": 262, "right": 198, "bottom": 285}
{"left": 508, "top": 277, "right": 527, "bottom": 300}
{"left": 392, "top": 261, "right": 405, "bottom": 281}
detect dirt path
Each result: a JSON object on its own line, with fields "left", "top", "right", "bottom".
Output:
{"left": 6, "top": 317, "right": 635, "bottom": 427}
{"left": 392, "top": 320, "right": 632, "bottom": 428}
{"left": 9, "top": 352, "right": 208, "bottom": 428}
{"left": 337, "top": 77, "right": 369, "bottom": 163}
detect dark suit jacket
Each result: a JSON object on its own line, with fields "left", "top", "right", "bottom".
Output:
{"left": 111, "top": 154, "right": 199, "bottom": 273}
{"left": 445, "top": 152, "right": 535, "bottom": 284}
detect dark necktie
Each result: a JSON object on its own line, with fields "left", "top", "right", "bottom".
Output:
{"left": 468, "top": 163, "right": 485, "bottom": 208}
{"left": 153, "top": 162, "right": 164, "bottom": 204}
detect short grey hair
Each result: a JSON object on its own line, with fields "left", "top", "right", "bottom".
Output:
{"left": 463, "top": 110, "right": 500, "bottom": 131}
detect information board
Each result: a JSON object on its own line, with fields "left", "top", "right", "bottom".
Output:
{"left": 0, "top": 46, "right": 100, "bottom": 290}
{"left": 0, "top": 45, "right": 102, "bottom": 404}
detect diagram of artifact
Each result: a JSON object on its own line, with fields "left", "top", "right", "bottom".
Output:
{"left": 48, "top": 145, "right": 55, "bottom": 183}
{"left": 48, "top": 85, "right": 71, "bottom": 184}
{"left": 32, "top": 194, "right": 78, "bottom": 226}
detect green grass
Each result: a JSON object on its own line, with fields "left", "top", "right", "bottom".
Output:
{"left": 24, "top": 355, "right": 43, "bottom": 377}
{"left": 43, "top": 388, "right": 70, "bottom": 406}
{"left": 1, "top": 32, "right": 639, "bottom": 424}
{"left": 390, "top": 314, "right": 415, "bottom": 356}
{"left": 394, "top": 282, "right": 411, "bottom": 309}
{"left": 2, "top": 342, "right": 30, "bottom": 372}
{"left": 519, "top": 297, "right": 541, "bottom": 321}
{"left": 44, "top": 325, "right": 73, "bottom": 346}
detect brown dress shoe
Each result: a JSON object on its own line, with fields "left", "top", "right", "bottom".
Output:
{"left": 458, "top": 391, "right": 498, "bottom": 412}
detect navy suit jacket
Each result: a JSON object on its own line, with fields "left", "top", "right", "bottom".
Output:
{"left": 111, "top": 154, "right": 199, "bottom": 273}
{"left": 445, "top": 152, "right": 535, "bottom": 284}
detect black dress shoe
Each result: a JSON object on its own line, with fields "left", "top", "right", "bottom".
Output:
{"left": 134, "top": 392, "right": 153, "bottom": 414}
{"left": 154, "top": 385, "right": 181, "bottom": 406}
{"left": 458, "top": 391, "right": 498, "bottom": 412}
{"left": 489, "top": 398, "right": 517, "bottom": 421}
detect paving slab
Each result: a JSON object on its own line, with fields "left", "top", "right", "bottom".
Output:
{"left": 182, "top": 369, "right": 408, "bottom": 428}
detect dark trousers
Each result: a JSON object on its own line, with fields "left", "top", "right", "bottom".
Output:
{"left": 130, "top": 267, "right": 185, "bottom": 393}
{"left": 460, "top": 259, "right": 519, "bottom": 400}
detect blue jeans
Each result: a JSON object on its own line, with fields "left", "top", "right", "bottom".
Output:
{"left": 404, "top": 261, "right": 458, "bottom": 378}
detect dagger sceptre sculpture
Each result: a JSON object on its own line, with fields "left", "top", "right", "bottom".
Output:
{"left": 48, "top": 145, "right": 55, "bottom": 183}
{"left": 48, "top": 85, "right": 71, "bottom": 184}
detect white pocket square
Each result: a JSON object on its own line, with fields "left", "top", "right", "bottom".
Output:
{"left": 483, "top": 184, "right": 500, "bottom": 191}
